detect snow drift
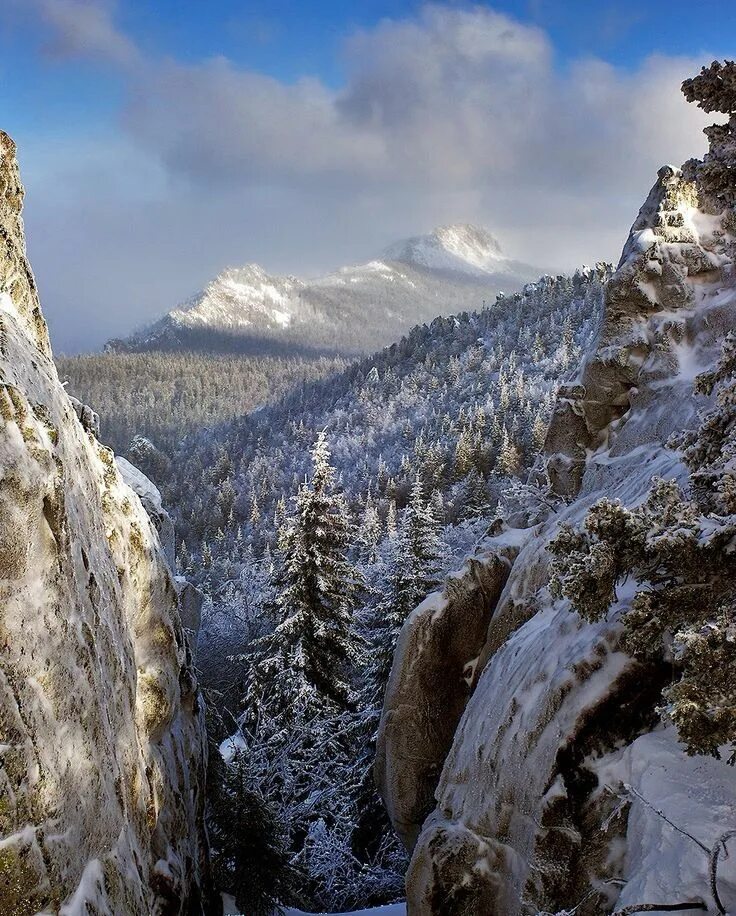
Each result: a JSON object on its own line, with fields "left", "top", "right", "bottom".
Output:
{"left": 0, "top": 132, "right": 209, "bottom": 913}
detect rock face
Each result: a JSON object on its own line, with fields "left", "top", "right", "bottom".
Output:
{"left": 0, "top": 132, "right": 209, "bottom": 914}
{"left": 375, "top": 535, "right": 523, "bottom": 851}
{"left": 378, "top": 79, "right": 736, "bottom": 914}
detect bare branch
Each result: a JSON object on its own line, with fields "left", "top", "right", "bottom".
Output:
{"left": 623, "top": 784, "right": 710, "bottom": 854}
{"left": 709, "top": 829, "right": 736, "bottom": 915}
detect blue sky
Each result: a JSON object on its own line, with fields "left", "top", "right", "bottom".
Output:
{"left": 0, "top": 1, "right": 732, "bottom": 351}
{"left": 3, "top": 2, "right": 733, "bottom": 134}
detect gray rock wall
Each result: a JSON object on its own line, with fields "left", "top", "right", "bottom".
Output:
{"left": 380, "top": 129, "right": 736, "bottom": 914}
{"left": 0, "top": 131, "right": 210, "bottom": 915}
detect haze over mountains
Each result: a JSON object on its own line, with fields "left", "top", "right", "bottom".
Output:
{"left": 106, "top": 224, "right": 542, "bottom": 356}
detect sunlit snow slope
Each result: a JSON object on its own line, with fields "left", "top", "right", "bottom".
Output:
{"left": 107, "top": 224, "right": 542, "bottom": 356}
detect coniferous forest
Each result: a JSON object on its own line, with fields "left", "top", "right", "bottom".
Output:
{"left": 5, "top": 11, "right": 736, "bottom": 913}
{"left": 59, "top": 268, "right": 609, "bottom": 911}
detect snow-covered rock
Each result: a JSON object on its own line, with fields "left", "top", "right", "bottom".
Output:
{"left": 116, "top": 454, "right": 176, "bottom": 568}
{"left": 375, "top": 534, "right": 524, "bottom": 850}
{"left": 107, "top": 225, "right": 542, "bottom": 356}
{"left": 383, "top": 224, "right": 508, "bottom": 275}
{"left": 0, "top": 131, "right": 210, "bottom": 913}
{"left": 379, "top": 104, "right": 736, "bottom": 914}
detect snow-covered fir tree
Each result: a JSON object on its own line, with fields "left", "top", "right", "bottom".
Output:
{"left": 244, "top": 432, "right": 362, "bottom": 727}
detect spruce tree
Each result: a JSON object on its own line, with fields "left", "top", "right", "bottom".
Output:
{"left": 497, "top": 426, "right": 522, "bottom": 476}
{"left": 209, "top": 749, "right": 299, "bottom": 916}
{"left": 359, "top": 490, "right": 382, "bottom": 564}
{"left": 366, "top": 475, "right": 441, "bottom": 703}
{"left": 245, "top": 432, "right": 362, "bottom": 730}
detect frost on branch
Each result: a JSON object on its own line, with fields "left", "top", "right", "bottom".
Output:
{"left": 682, "top": 60, "right": 736, "bottom": 212}
{"left": 550, "top": 336, "right": 736, "bottom": 762}
{"left": 682, "top": 59, "right": 736, "bottom": 115}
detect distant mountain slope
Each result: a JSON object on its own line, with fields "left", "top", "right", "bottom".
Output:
{"left": 384, "top": 224, "right": 509, "bottom": 274}
{"left": 106, "top": 225, "right": 543, "bottom": 355}
{"left": 157, "top": 265, "right": 610, "bottom": 572}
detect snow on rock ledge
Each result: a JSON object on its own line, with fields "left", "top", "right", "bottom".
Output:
{"left": 0, "top": 131, "right": 209, "bottom": 913}
{"left": 384, "top": 114, "right": 736, "bottom": 913}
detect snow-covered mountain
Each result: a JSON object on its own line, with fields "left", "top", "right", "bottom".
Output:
{"left": 383, "top": 224, "right": 508, "bottom": 274}
{"left": 106, "top": 225, "right": 542, "bottom": 355}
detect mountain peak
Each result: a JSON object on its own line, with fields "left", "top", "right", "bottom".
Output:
{"left": 107, "top": 222, "right": 542, "bottom": 354}
{"left": 383, "top": 223, "right": 507, "bottom": 274}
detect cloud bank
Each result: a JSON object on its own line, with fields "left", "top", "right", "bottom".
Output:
{"left": 15, "top": 1, "right": 713, "bottom": 351}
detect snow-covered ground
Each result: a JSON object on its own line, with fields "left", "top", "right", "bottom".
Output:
{"left": 285, "top": 906, "right": 406, "bottom": 916}
{"left": 220, "top": 896, "right": 406, "bottom": 916}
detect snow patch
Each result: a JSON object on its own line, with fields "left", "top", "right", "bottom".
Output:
{"left": 590, "top": 728, "right": 736, "bottom": 913}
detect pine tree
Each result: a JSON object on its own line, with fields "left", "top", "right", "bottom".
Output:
{"left": 176, "top": 539, "right": 191, "bottom": 574}
{"left": 359, "top": 491, "right": 382, "bottom": 564}
{"left": 385, "top": 499, "right": 398, "bottom": 540}
{"left": 460, "top": 469, "right": 491, "bottom": 518}
{"left": 429, "top": 488, "right": 446, "bottom": 528}
{"left": 556, "top": 316, "right": 576, "bottom": 370}
{"left": 245, "top": 432, "right": 363, "bottom": 728}
{"left": 682, "top": 60, "right": 736, "bottom": 210}
{"left": 497, "top": 426, "right": 522, "bottom": 476}
{"left": 532, "top": 330, "right": 545, "bottom": 363}
{"left": 209, "top": 749, "right": 299, "bottom": 916}
{"left": 363, "top": 477, "right": 439, "bottom": 705}
{"left": 454, "top": 426, "right": 475, "bottom": 478}
{"left": 532, "top": 407, "right": 548, "bottom": 451}
{"left": 401, "top": 474, "right": 442, "bottom": 603}
{"left": 250, "top": 491, "right": 261, "bottom": 528}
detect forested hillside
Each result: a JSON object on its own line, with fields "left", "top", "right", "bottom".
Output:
{"left": 56, "top": 351, "right": 347, "bottom": 457}
{"left": 59, "top": 264, "right": 610, "bottom": 912}
{"left": 165, "top": 267, "right": 609, "bottom": 572}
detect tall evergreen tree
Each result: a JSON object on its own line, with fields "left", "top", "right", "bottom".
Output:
{"left": 245, "top": 432, "right": 362, "bottom": 730}
{"left": 366, "top": 474, "right": 441, "bottom": 704}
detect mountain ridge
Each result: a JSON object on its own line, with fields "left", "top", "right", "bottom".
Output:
{"left": 106, "top": 224, "right": 543, "bottom": 356}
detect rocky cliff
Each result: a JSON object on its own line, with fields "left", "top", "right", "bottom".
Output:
{"left": 0, "top": 132, "right": 209, "bottom": 913}
{"left": 378, "top": 65, "right": 736, "bottom": 915}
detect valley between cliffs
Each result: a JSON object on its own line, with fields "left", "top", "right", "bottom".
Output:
{"left": 3, "top": 58, "right": 736, "bottom": 916}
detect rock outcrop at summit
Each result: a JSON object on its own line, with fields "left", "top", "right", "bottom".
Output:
{"left": 378, "top": 64, "right": 736, "bottom": 915}
{"left": 0, "top": 132, "right": 209, "bottom": 913}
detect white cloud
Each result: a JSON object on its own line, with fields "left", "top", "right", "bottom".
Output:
{"left": 11, "top": 2, "right": 716, "bottom": 351}
{"left": 23, "top": 0, "right": 139, "bottom": 66}
{"left": 122, "top": 6, "right": 709, "bottom": 198}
